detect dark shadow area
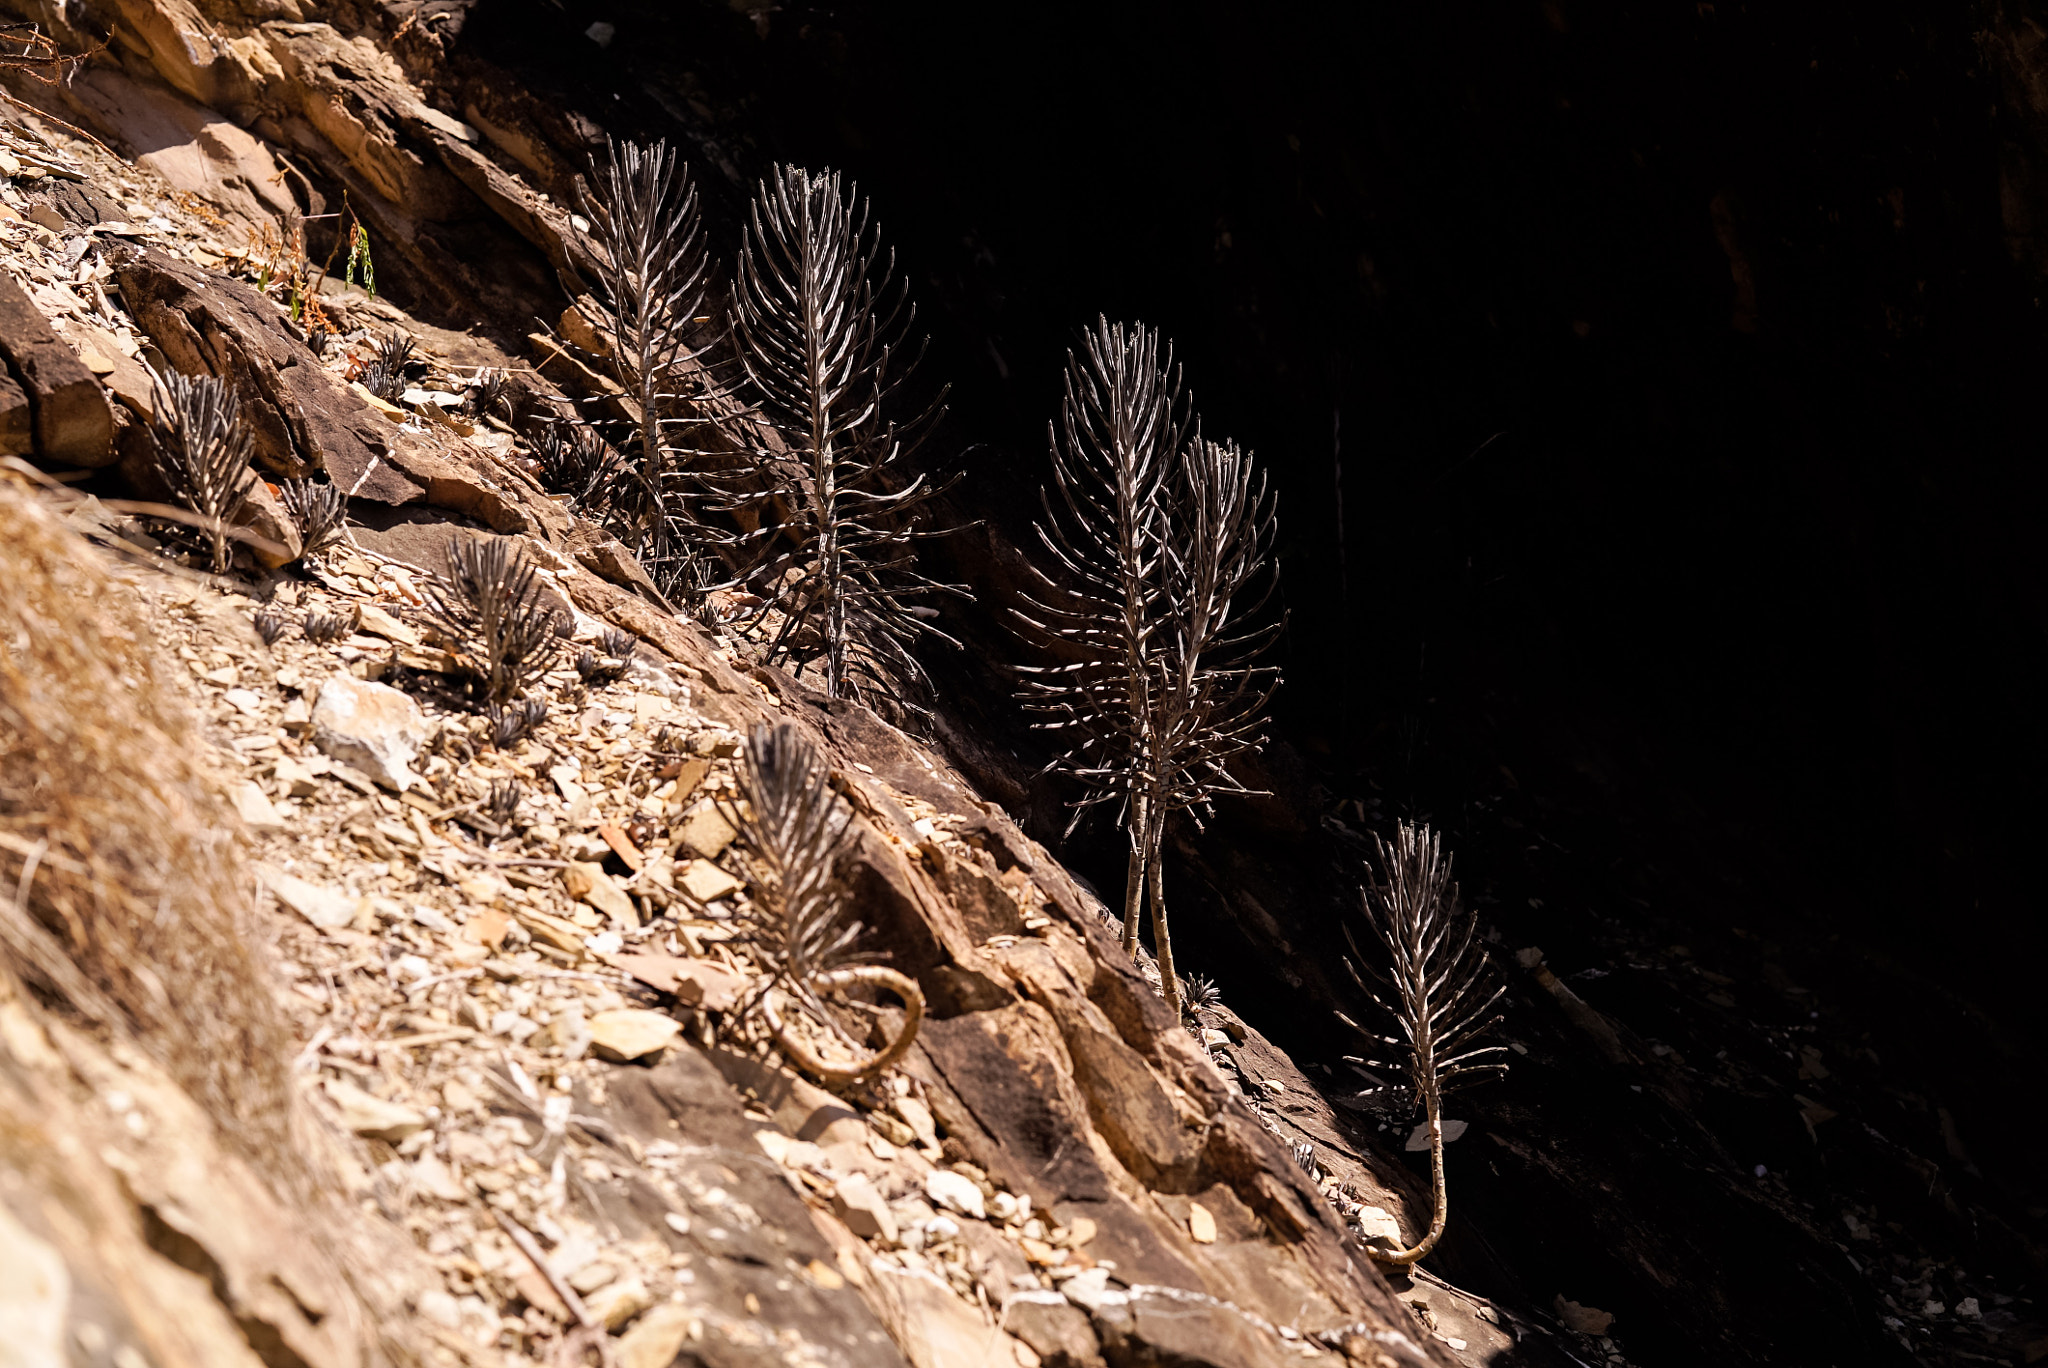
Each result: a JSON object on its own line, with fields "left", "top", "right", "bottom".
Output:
{"left": 457, "top": 1, "right": 2048, "bottom": 1360}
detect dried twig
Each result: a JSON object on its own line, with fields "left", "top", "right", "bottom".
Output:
{"left": 1337, "top": 822, "right": 1507, "bottom": 1264}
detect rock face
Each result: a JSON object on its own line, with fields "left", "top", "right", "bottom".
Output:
{"left": 0, "top": 273, "right": 113, "bottom": 466}
{"left": 0, "top": 8, "right": 1454, "bottom": 1368}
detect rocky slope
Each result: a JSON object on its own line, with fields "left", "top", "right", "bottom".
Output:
{"left": 3, "top": 5, "right": 2043, "bottom": 1368}
{"left": 0, "top": 11, "right": 1511, "bottom": 1366}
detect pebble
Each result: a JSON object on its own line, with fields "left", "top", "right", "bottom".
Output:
{"left": 588, "top": 1009, "right": 681, "bottom": 1062}
{"left": 924, "top": 1170, "right": 987, "bottom": 1220}
{"left": 324, "top": 1079, "right": 427, "bottom": 1141}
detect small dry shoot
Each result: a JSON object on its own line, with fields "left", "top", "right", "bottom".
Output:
{"left": 148, "top": 368, "right": 256, "bottom": 574}
{"left": 420, "top": 536, "right": 563, "bottom": 708}
{"left": 1337, "top": 821, "right": 1507, "bottom": 1264}
{"left": 723, "top": 722, "right": 922, "bottom": 1081}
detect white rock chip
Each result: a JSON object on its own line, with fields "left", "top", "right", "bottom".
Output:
{"left": 258, "top": 865, "right": 361, "bottom": 929}
{"left": 310, "top": 675, "right": 428, "bottom": 790}
{"left": 923, "top": 1170, "right": 987, "bottom": 1221}
{"left": 230, "top": 779, "right": 285, "bottom": 831}
{"left": 324, "top": 1079, "right": 427, "bottom": 1141}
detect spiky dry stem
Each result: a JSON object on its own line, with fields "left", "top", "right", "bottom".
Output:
{"left": 729, "top": 164, "right": 966, "bottom": 708}
{"left": 1013, "top": 325, "right": 1280, "bottom": 1018}
{"left": 1338, "top": 822, "right": 1508, "bottom": 1265}
{"left": 419, "top": 536, "right": 563, "bottom": 708}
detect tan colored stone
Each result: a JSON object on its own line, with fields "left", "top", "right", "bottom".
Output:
{"left": 355, "top": 602, "right": 420, "bottom": 646}
{"left": 323, "top": 1079, "right": 425, "bottom": 1141}
{"left": 310, "top": 674, "right": 428, "bottom": 791}
{"left": 678, "top": 859, "right": 742, "bottom": 904}
{"left": 674, "top": 800, "right": 736, "bottom": 859}
{"left": 831, "top": 1172, "right": 897, "bottom": 1244}
{"left": 588, "top": 1009, "right": 680, "bottom": 1062}
{"left": 230, "top": 779, "right": 285, "bottom": 832}
{"left": 258, "top": 865, "right": 360, "bottom": 930}
{"left": 616, "top": 1302, "right": 694, "bottom": 1368}
{"left": 562, "top": 861, "right": 638, "bottom": 930}
{"left": 1187, "top": 1201, "right": 1217, "bottom": 1244}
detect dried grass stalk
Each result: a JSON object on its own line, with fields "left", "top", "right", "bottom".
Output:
{"left": 0, "top": 468, "right": 289, "bottom": 1154}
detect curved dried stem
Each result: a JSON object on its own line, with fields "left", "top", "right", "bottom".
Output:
{"left": 728, "top": 164, "right": 968, "bottom": 709}
{"left": 762, "top": 966, "right": 925, "bottom": 1082}
{"left": 1339, "top": 822, "right": 1507, "bottom": 1265}
{"left": 723, "top": 722, "right": 920, "bottom": 1080}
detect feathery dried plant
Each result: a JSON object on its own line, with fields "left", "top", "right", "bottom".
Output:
{"left": 729, "top": 163, "right": 967, "bottom": 707}
{"left": 1014, "top": 318, "right": 1183, "bottom": 938}
{"left": 721, "top": 722, "right": 922, "bottom": 1081}
{"left": 1338, "top": 821, "right": 1507, "bottom": 1264}
{"left": 1138, "top": 433, "right": 1282, "bottom": 1012}
{"left": 1013, "top": 320, "right": 1281, "bottom": 1017}
{"left": 149, "top": 369, "right": 257, "bottom": 574}
{"left": 579, "top": 139, "right": 715, "bottom": 586}
{"left": 280, "top": 477, "right": 348, "bottom": 561}
{"left": 419, "top": 536, "right": 563, "bottom": 708}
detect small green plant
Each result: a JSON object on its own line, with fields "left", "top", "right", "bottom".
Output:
{"left": 345, "top": 220, "right": 375, "bottom": 298}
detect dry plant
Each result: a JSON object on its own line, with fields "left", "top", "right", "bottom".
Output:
{"left": 420, "top": 536, "right": 563, "bottom": 708}
{"left": 1014, "top": 318, "right": 1183, "bottom": 938}
{"left": 721, "top": 722, "right": 923, "bottom": 1081}
{"left": 729, "top": 163, "right": 967, "bottom": 707}
{"left": 1014, "top": 320, "right": 1280, "bottom": 1017}
{"left": 0, "top": 467, "right": 290, "bottom": 1154}
{"left": 355, "top": 330, "right": 414, "bottom": 402}
{"left": 581, "top": 139, "right": 709, "bottom": 492}
{"left": 149, "top": 369, "right": 257, "bottom": 574}
{"left": 1138, "top": 433, "right": 1282, "bottom": 1013}
{"left": 280, "top": 477, "right": 348, "bottom": 561}
{"left": 1337, "top": 821, "right": 1507, "bottom": 1265}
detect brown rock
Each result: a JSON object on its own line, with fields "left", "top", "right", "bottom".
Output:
{"left": 0, "top": 368, "right": 32, "bottom": 455}
{"left": 111, "top": 245, "right": 410, "bottom": 487}
{"left": 1004, "top": 1293, "right": 1105, "bottom": 1368}
{"left": 0, "top": 274, "right": 114, "bottom": 466}
{"left": 562, "top": 861, "right": 638, "bottom": 930}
